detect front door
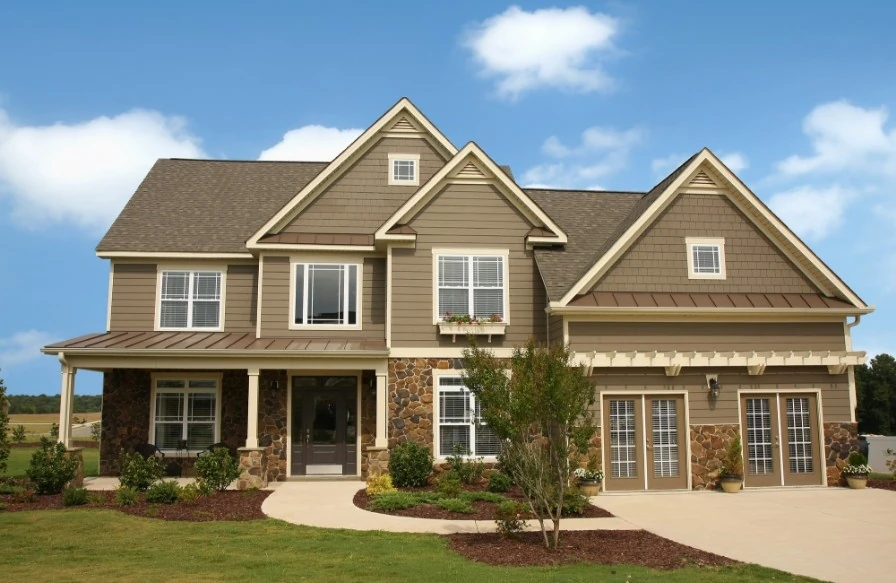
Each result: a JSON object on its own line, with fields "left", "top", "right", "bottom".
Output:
{"left": 741, "top": 393, "right": 822, "bottom": 487}
{"left": 290, "top": 377, "right": 357, "bottom": 476}
{"left": 602, "top": 394, "right": 688, "bottom": 491}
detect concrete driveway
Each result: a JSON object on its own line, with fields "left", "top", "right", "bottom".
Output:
{"left": 596, "top": 488, "right": 894, "bottom": 583}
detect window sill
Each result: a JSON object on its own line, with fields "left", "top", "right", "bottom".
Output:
{"left": 438, "top": 322, "right": 507, "bottom": 343}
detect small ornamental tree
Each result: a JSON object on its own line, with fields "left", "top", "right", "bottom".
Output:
{"left": 0, "top": 371, "right": 9, "bottom": 474}
{"left": 463, "top": 340, "right": 596, "bottom": 549}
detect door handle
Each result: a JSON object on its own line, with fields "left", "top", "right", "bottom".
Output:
{"left": 646, "top": 440, "right": 652, "bottom": 450}
{"left": 305, "top": 429, "right": 311, "bottom": 444}
{"left": 774, "top": 435, "right": 779, "bottom": 447}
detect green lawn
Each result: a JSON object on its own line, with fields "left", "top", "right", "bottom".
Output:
{"left": 0, "top": 510, "right": 820, "bottom": 583}
{"left": 1, "top": 446, "right": 99, "bottom": 478}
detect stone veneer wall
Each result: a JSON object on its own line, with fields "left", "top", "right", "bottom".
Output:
{"left": 824, "top": 422, "right": 859, "bottom": 486}
{"left": 690, "top": 424, "right": 740, "bottom": 490}
{"left": 99, "top": 369, "right": 248, "bottom": 476}
{"left": 389, "top": 358, "right": 463, "bottom": 449}
{"left": 258, "top": 370, "right": 288, "bottom": 482}
{"left": 360, "top": 371, "right": 386, "bottom": 478}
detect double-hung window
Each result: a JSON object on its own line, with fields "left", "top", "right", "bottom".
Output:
{"left": 437, "top": 254, "right": 505, "bottom": 321}
{"left": 159, "top": 270, "right": 222, "bottom": 329}
{"left": 686, "top": 237, "right": 726, "bottom": 280}
{"left": 437, "top": 376, "right": 501, "bottom": 458}
{"left": 293, "top": 263, "right": 360, "bottom": 327}
{"left": 152, "top": 378, "right": 219, "bottom": 451}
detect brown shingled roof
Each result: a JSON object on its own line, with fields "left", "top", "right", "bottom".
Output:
{"left": 97, "top": 159, "right": 327, "bottom": 253}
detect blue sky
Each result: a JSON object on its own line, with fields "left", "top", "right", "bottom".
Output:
{"left": 1, "top": 1, "right": 894, "bottom": 395}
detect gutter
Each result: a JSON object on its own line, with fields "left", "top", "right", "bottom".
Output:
{"left": 41, "top": 348, "right": 390, "bottom": 359}
{"left": 545, "top": 306, "right": 875, "bottom": 317}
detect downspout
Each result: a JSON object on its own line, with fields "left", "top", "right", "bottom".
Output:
{"left": 846, "top": 315, "right": 862, "bottom": 330}
{"left": 845, "top": 315, "right": 862, "bottom": 425}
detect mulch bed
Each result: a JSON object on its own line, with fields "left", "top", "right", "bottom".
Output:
{"left": 448, "top": 530, "right": 740, "bottom": 569}
{"left": 353, "top": 485, "right": 613, "bottom": 521}
{"left": 0, "top": 488, "right": 270, "bottom": 521}
{"left": 868, "top": 479, "right": 896, "bottom": 492}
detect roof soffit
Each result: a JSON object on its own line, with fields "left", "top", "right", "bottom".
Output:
{"left": 558, "top": 149, "right": 869, "bottom": 309}
{"left": 247, "top": 98, "right": 458, "bottom": 249}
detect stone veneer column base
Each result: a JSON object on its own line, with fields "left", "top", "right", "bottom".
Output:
{"left": 65, "top": 447, "right": 84, "bottom": 488}
{"left": 824, "top": 422, "right": 859, "bottom": 486}
{"left": 365, "top": 448, "right": 389, "bottom": 478}
{"left": 690, "top": 424, "right": 739, "bottom": 490}
{"left": 237, "top": 447, "right": 268, "bottom": 490}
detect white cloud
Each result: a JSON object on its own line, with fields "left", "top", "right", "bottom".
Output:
{"left": 768, "top": 185, "right": 853, "bottom": 242}
{"left": 258, "top": 125, "right": 363, "bottom": 162}
{"left": 775, "top": 100, "right": 896, "bottom": 177}
{"left": 720, "top": 152, "right": 749, "bottom": 173}
{"left": 522, "top": 126, "right": 643, "bottom": 188}
{"left": 463, "top": 6, "right": 620, "bottom": 99}
{"left": 650, "top": 153, "right": 681, "bottom": 176}
{"left": 0, "top": 330, "right": 55, "bottom": 368}
{"left": 0, "top": 109, "right": 205, "bottom": 231}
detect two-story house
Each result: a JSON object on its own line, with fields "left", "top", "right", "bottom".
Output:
{"left": 43, "top": 98, "right": 872, "bottom": 491}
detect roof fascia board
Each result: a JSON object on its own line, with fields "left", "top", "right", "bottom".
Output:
{"left": 252, "top": 244, "right": 378, "bottom": 252}
{"left": 375, "top": 142, "right": 567, "bottom": 243}
{"left": 97, "top": 251, "right": 255, "bottom": 259}
{"left": 247, "top": 98, "right": 458, "bottom": 249}
{"left": 548, "top": 306, "right": 873, "bottom": 317}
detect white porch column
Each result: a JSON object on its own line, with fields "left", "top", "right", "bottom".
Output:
{"left": 58, "top": 365, "right": 76, "bottom": 448}
{"left": 246, "top": 369, "right": 260, "bottom": 448}
{"left": 375, "top": 373, "right": 388, "bottom": 448}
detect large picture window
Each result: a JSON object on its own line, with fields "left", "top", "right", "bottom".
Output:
{"left": 159, "top": 270, "right": 222, "bottom": 329}
{"left": 293, "top": 263, "right": 359, "bottom": 327}
{"left": 152, "top": 378, "right": 218, "bottom": 451}
{"left": 437, "top": 376, "right": 501, "bottom": 458}
{"left": 437, "top": 255, "right": 505, "bottom": 320}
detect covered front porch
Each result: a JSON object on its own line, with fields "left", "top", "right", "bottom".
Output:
{"left": 42, "top": 332, "right": 391, "bottom": 487}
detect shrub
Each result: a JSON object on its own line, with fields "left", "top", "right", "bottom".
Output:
{"left": 561, "top": 490, "right": 588, "bottom": 516}
{"left": 446, "top": 444, "right": 485, "bottom": 485}
{"left": 847, "top": 451, "right": 868, "bottom": 467}
{"left": 486, "top": 470, "right": 512, "bottom": 493}
{"left": 388, "top": 442, "right": 433, "bottom": 488}
{"left": 194, "top": 477, "right": 214, "bottom": 497}
{"left": 62, "top": 487, "right": 89, "bottom": 506}
{"left": 146, "top": 480, "right": 182, "bottom": 504}
{"left": 460, "top": 490, "right": 505, "bottom": 504}
{"left": 11, "top": 425, "right": 27, "bottom": 444}
{"left": 366, "top": 473, "right": 397, "bottom": 496}
{"left": 25, "top": 437, "right": 78, "bottom": 494}
{"left": 494, "top": 500, "right": 528, "bottom": 538}
{"left": 720, "top": 434, "right": 744, "bottom": 478}
{"left": 194, "top": 447, "right": 240, "bottom": 492}
{"left": 118, "top": 450, "right": 164, "bottom": 491}
{"left": 367, "top": 492, "right": 417, "bottom": 512}
{"left": 436, "top": 472, "right": 462, "bottom": 497}
{"left": 436, "top": 497, "right": 474, "bottom": 514}
{"left": 116, "top": 486, "right": 139, "bottom": 506}
{"left": 178, "top": 482, "right": 203, "bottom": 504}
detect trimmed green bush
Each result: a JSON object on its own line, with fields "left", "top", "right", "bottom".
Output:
{"left": 561, "top": 490, "right": 588, "bottom": 516}
{"left": 436, "top": 497, "right": 474, "bottom": 514}
{"left": 178, "top": 482, "right": 203, "bottom": 504}
{"left": 146, "top": 480, "right": 181, "bottom": 504}
{"left": 486, "top": 471, "right": 512, "bottom": 493}
{"left": 26, "top": 437, "right": 78, "bottom": 494}
{"left": 62, "top": 487, "right": 89, "bottom": 506}
{"left": 436, "top": 472, "right": 462, "bottom": 497}
{"left": 367, "top": 492, "right": 419, "bottom": 512}
{"left": 366, "top": 473, "right": 397, "bottom": 496}
{"left": 194, "top": 447, "right": 240, "bottom": 492}
{"left": 494, "top": 499, "right": 528, "bottom": 537}
{"left": 118, "top": 450, "right": 164, "bottom": 491}
{"left": 446, "top": 445, "right": 485, "bottom": 485}
{"left": 116, "top": 486, "right": 138, "bottom": 506}
{"left": 388, "top": 441, "right": 433, "bottom": 487}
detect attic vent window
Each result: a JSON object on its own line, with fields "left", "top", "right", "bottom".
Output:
{"left": 686, "top": 237, "right": 726, "bottom": 280}
{"left": 388, "top": 153, "right": 420, "bottom": 186}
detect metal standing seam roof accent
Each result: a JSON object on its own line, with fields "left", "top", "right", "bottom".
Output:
{"left": 42, "top": 331, "right": 387, "bottom": 352}
{"left": 566, "top": 291, "right": 857, "bottom": 310}
{"left": 257, "top": 232, "right": 376, "bottom": 246}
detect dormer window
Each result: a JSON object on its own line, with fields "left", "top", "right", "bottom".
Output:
{"left": 388, "top": 153, "right": 420, "bottom": 186}
{"left": 686, "top": 237, "right": 726, "bottom": 280}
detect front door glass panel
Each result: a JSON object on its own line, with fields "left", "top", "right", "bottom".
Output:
{"left": 786, "top": 397, "right": 813, "bottom": 474}
{"left": 745, "top": 398, "right": 774, "bottom": 476}
{"left": 609, "top": 399, "right": 637, "bottom": 479}
{"left": 651, "top": 399, "right": 679, "bottom": 478}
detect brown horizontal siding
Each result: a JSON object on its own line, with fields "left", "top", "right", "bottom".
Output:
{"left": 568, "top": 321, "right": 846, "bottom": 352}
{"left": 225, "top": 265, "right": 258, "bottom": 333}
{"left": 593, "top": 194, "right": 820, "bottom": 294}
{"left": 548, "top": 315, "right": 564, "bottom": 346}
{"left": 281, "top": 137, "right": 447, "bottom": 235}
{"left": 391, "top": 183, "right": 546, "bottom": 347}
{"left": 259, "top": 256, "right": 385, "bottom": 339}
{"left": 109, "top": 264, "right": 156, "bottom": 331}
{"left": 590, "top": 367, "right": 850, "bottom": 424}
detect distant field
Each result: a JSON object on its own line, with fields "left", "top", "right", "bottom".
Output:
{"left": 1, "top": 446, "right": 99, "bottom": 478}
{"left": 7, "top": 413, "right": 101, "bottom": 440}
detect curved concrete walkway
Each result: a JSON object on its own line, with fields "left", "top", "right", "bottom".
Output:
{"left": 260, "top": 481, "right": 636, "bottom": 534}
{"left": 595, "top": 487, "right": 895, "bottom": 583}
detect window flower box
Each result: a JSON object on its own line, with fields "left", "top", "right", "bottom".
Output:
{"left": 438, "top": 322, "right": 507, "bottom": 343}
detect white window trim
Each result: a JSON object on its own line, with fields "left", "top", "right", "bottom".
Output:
{"left": 155, "top": 266, "right": 226, "bottom": 332}
{"left": 685, "top": 237, "right": 726, "bottom": 280}
{"left": 388, "top": 153, "right": 421, "bottom": 186}
{"left": 431, "top": 248, "right": 510, "bottom": 325}
{"left": 289, "top": 261, "right": 363, "bottom": 331}
{"left": 149, "top": 372, "right": 222, "bottom": 455}
{"left": 432, "top": 370, "right": 499, "bottom": 462}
